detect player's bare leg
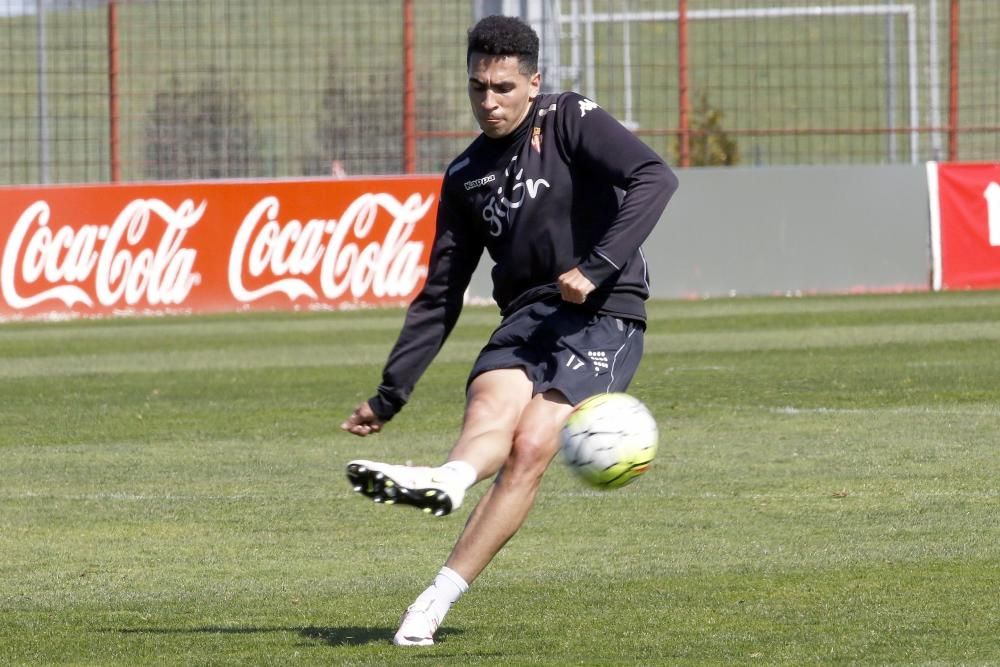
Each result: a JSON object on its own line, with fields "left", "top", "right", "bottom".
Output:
{"left": 346, "top": 369, "right": 530, "bottom": 518}
{"left": 393, "top": 373, "right": 572, "bottom": 646}
{"left": 444, "top": 388, "right": 574, "bottom": 583}
{"left": 446, "top": 368, "right": 535, "bottom": 479}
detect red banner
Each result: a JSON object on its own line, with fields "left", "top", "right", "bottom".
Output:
{"left": 930, "top": 162, "right": 1000, "bottom": 291}
{"left": 0, "top": 177, "right": 442, "bottom": 318}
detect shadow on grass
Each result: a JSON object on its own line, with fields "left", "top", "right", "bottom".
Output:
{"left": 106, "top": 625, "right": 462, "bottom": 647}
{"left": 300, "top": 626, "right": 395, "bottom": 646}
{"left": 301, "top": 625, "right": 462, "bottom": 646}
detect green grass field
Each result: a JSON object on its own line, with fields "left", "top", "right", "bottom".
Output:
{"left": 1, "top": 291, "right": 999, "bottom": 665}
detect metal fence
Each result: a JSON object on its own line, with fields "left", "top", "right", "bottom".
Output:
{"left": 1, "top": 0, "right": 997, "bottom": 185}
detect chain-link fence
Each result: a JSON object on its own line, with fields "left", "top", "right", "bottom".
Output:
{"left": 1, "top": 0, "right": 997, "bottom": 185}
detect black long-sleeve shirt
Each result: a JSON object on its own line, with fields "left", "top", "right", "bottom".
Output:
{"left": 368, "top": 91, "right": 678, "bottom": 420}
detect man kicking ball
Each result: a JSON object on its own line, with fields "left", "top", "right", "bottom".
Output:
{"left": 341, "top": 14, "right": 677, "bottom": 646}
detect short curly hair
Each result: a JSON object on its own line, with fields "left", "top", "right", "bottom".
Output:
{"left": 467, "top": 15, "right": 539, "bottom": 74}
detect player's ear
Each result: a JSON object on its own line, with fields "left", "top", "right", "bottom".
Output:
{"left": 529, "top": 71, "right": 541, "bottom": 99}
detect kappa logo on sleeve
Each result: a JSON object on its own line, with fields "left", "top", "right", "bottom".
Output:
{"left": 578, "top": 98, "right": 600, "bottom": 117}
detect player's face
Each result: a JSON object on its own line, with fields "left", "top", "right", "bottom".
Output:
{"left": 467, "top": 52, "right": 540, "bottom": 139}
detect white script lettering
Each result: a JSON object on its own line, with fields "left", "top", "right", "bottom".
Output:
{"left": 228, "top": 192, "right": 433, "bottom": 302}
{"left": 2, "top": 199, "right": 203, "bottom": 309}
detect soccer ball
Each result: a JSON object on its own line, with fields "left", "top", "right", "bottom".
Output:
{"left": 559, "top": 392, "right": 658, "bottom": 489}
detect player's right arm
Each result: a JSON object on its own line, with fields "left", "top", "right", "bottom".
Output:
{"left": 341, "top": 187, "right": 483, "bottom": 436}
{"left": 340, "top": 400, "right": 384, "bottom": 437}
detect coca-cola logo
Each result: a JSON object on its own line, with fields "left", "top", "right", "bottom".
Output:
{"left": 228, "top": 192, "right": 433, "bottom": 303}
{"left": 2, "top": 198, "right": 203, "bottom": 309}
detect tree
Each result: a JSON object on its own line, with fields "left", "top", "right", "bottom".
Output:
{"left": 145, "top": 74, "right": 263, "bottom": 180}
{"left": 674, "top": 92, "right": 740, "bottom": 167}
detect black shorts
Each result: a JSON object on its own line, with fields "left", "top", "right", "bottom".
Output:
{"left": 468, "top": 298, "right": 645, "bottom": 405}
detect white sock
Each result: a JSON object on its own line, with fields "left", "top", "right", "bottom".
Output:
{"left": 437, "top": 460, "right": 478, "bottom": 490}
{"left": 412, "top": 566, "right": 469, "bottom": 623}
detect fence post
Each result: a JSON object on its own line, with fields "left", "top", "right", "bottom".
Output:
{"left": 36, "top": 0, "right": 50, "bottom": 183}
{"left": 947, "top": 0, "right": 960, "bottom": 161}
{"left": 108, "top": 0, "right": 121, "bottom": 182}
{"left": 677, "top": 0, "right": 690, "bottom": 167}
{"left": 403, "top": 0, "right": 416, "bottom": 174}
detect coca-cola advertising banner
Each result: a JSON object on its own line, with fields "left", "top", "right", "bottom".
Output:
{"left": 0, "top": 178, "right": 441, "bottom": 318}
{"left": 928, "top": 162, "right": 1000, "bottom": 291}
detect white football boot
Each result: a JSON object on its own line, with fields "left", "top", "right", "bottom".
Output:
{"left": 392, "top": 601, "right": 441, "bottom": 646}
{"left": 345, "top": 460, "right": 465, "bottom": 517}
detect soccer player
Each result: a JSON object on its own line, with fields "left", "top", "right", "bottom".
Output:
{"left": 340, "top": 14, "right": 678, "bottom": 646}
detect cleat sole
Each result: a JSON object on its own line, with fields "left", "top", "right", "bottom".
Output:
{"left": 345, "top": 462, "right": 454, "bottom": 517}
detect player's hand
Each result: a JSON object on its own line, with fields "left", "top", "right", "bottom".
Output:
{"left": 558, "top": 267, "right": 596, "bottom": 304}
{"left": 340, "top": 401, "right": 384, "bottom": 437}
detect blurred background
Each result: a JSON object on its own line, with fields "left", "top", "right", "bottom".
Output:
{"left": 1, "top": 0, "right": 997, "bottom": 185}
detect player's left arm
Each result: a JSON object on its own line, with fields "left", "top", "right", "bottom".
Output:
{"left": 557, "top": 266, "right": 596, "bottom": 304}
{"left": 558, "top": 93, "right": 679, "bottom": 290}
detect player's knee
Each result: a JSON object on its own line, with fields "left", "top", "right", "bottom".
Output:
{"left": 506, "top": 428, "right": 559, "bottom": 480}
{"left": 463, "top": 391, "right": 495, "bottom": 424}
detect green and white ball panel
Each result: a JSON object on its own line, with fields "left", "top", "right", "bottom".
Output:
{"left": 560, "top": 392, "right": 658, "bottom": 489}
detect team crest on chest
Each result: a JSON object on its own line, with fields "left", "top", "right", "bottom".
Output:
{"left": 531, "top": 127, "right": 542, "bottom": 154}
